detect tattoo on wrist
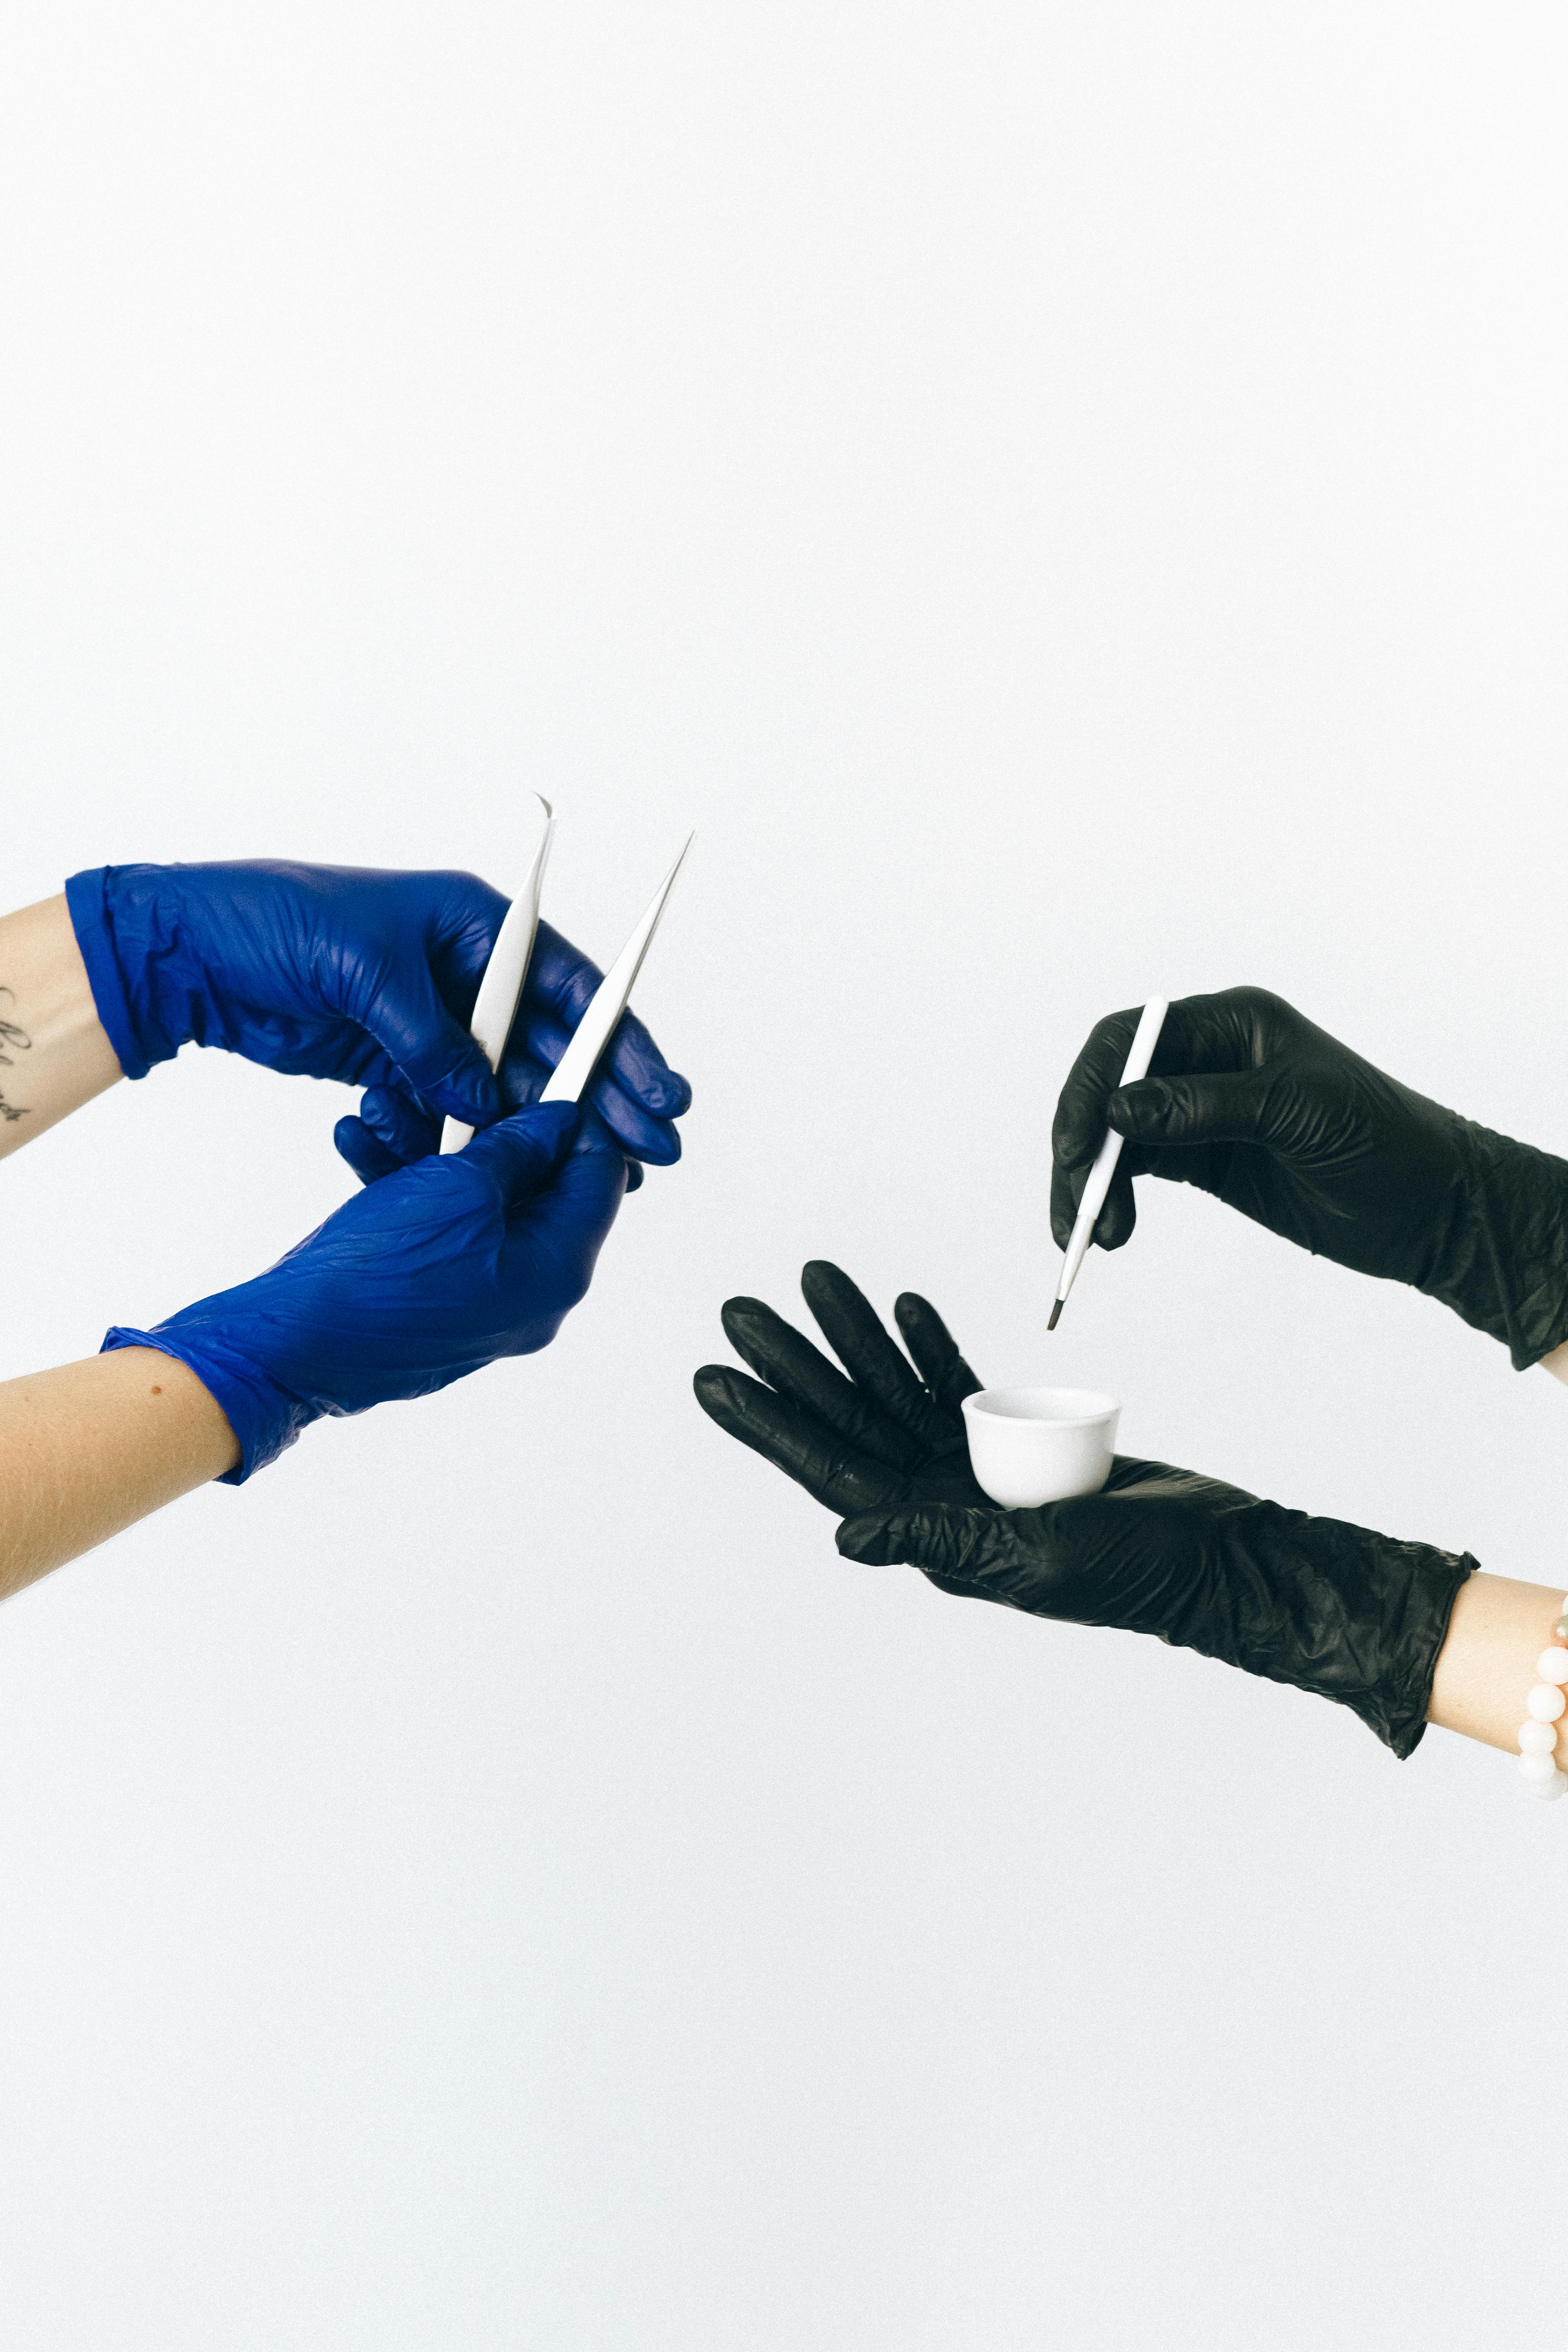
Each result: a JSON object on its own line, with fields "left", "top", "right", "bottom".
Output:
{"left": 0, "top": 988, "right": 32, "bottom": 1123}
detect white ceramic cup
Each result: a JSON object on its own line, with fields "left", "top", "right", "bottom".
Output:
{"left": 960, "top": 1386, "right": 1121, "bottom": 1509}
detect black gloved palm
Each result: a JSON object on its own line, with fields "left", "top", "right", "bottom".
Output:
{"left": 1050, "top": 986, "right": 1568, "bottom": 1369}
{"left": 695, "top": 1262, "right": 1473, "bottom": 1758}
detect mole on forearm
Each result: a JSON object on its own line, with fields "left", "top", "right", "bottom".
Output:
{"left": 0, "top": 988, "right": 33, "bottom": 1123}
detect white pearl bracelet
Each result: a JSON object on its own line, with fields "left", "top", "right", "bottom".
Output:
{"left": 1517, "top": 1594, "right": 1568, "bottom": 1799}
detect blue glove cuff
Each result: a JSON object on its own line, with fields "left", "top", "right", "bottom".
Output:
{"left": 101, "top": 1324, "right": 316, "bottom": 1485}
{"left": 65, "top": 867, "right": 168, "bottom": 1080}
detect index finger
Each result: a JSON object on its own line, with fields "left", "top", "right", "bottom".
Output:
{"left": 1050, "top": 1006, "right": 1145, "bottom": 1173}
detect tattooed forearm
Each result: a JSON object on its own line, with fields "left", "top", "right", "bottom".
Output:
{"left": 0, "top": 988, "right": 32, "bottom": 1121}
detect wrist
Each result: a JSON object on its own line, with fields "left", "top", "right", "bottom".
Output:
{"left": 0, "top": 895, "right": 123, "bottom": 1155}
{"left": 101, "top": 1316, "right": 316, "bottom": 1484}
{"left": 64, "top": 865, "right": 188, "bottom": 1078}
{"left": 1426, "top": 1571, "right": 1566, "bottom": 1752}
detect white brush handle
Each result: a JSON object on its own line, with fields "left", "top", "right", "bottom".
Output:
{"left": 540, "top": 835, "right": 693, "bottom": 1106}
{"left": 1054, "top": 996, "right": 1169, "bottom": 1309}
{"left": 439, "top": 796, "right": 555, "bottom": 1154}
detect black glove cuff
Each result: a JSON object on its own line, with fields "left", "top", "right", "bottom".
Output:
{"left": 1356, "top": 1542, "right": 1476, "bottom": 1759}
{"left": 1176, "top": 1507, "right": 1476, "bottom": 1761}
{"left": 1425, "top": 1121, "right": 1568, "bottom": 1371}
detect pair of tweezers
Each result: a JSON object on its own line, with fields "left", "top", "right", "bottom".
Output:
{"left": 440, "top": 800, "right": 693, "bottom": 1153}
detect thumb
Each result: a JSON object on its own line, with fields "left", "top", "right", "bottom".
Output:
{"left": 460, "top": 1101, "right": 581, "bottom": 1206}
{"left": 1109, "top": 1069, "right": 1272, "bottom": 1149}
{"left": 366, "top": 958, "right": 503, "bottom": 1129}
{"left": 837, "top": 1501, "right": 1006, "bottom": 1579}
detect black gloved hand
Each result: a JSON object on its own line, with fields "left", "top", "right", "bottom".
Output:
{"left": 695, "top": 1262, "right": 1472, "bottom": 1758}
{"left": 1050, "top": 987, "right": 1568, "bottom": 1370}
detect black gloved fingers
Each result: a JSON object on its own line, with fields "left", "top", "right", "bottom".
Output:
{"left": 1050, "top": 1001, "right": 1183, "bottom": 1250}
{"left": 1108, "top": 1067, "right": 1282, "bottom": 1151}
{"left": 1051, "top": 1005, "right": 1146, "bottom": 1174}
{"left": 892, "top": 1293, "right": 984, "bottom": 1417}
{"left": 720, "top": 1298, "right": 923, "bottom": 1472}
{"left": 693, "top": 1366, "right": 914, "bottom": 1516}
{"left": 1053, "top": 994, "right": 1246, "bottom": 1162}
{"left": 800, "top": 1262, "right": 949, "bottom": 1447}
{"left": 1048, "top": 1145, "right": 1140, "bottom": 1252}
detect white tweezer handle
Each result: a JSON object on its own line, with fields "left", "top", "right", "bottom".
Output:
{"left": 1052, "top": 996, "right": 1170, "bottom": 1317}
{"left": 439, "top": 796, "right": 555, "bottom": 1154}
{"left": 540, "top": 834, "right": 693, "bottom": 1106}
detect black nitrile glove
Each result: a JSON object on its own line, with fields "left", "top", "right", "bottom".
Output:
{"left": 694, "top": 1262, "right": 1473, "bottom": 1758}
{"left": 1050, "top": 987, "right": 1568, "bottom": 1370}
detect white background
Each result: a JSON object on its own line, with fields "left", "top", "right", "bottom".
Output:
{"left": 2, "top": 5, "right": 1566, "bottom": 2346}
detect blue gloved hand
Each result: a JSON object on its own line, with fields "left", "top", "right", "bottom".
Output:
{"left": 101, "top": 1101, "right": 623, "bottom": 1480}
{"left": 332, "top": 919, "right": 687, "bottom": 1197}
{"left": 65, "top": 863, "right": 691, "bottom": 1174}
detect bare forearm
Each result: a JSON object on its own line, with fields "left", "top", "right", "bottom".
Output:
{"left": 1426, "top": 1570, "right": 1565, "bottom": 1758}
{"left": 0, "top": 1351, "right": 240, "bottom": 1600}
{"left": 0, "top": 894, "right": 122, "bottom": 1158}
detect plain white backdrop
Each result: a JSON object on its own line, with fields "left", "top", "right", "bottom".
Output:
{"left": 2, "top": 5, "right": 1566, "bottom": 2346}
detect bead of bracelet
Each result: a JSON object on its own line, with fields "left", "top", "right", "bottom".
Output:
{"left": 1517, "top": 1596, "right": 1568, "bottom": 1799}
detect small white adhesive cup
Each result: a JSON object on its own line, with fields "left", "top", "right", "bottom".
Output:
{"left": 961, "top": 1387, "right": 1121, "bottom": 1510}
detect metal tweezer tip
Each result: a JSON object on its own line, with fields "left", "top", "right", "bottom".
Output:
{"left": 1047, "top": 1299, "right": 1063, "bottom": 1331}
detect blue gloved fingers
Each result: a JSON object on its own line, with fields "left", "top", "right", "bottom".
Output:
{"left": 423, "top": 869, "right": 511, "bottom": 1009}
{"left": 799, "top": 1262, "right": 955, "bottom": 1453}
{"left": 333, "top": 1115, "right": 405, "bottom": 1188}
{"left": 892, "top": 1294, "right": 985, "bottom": 1418}
{"left": 358, "top": 946, "right": 504, "bottom": 1130}
{"left": 516, "top": 1083, "right": 643, "bottom": 1182}
{"left": 584, "top": 1064, "right": 681, "bottom": 1162}
{"left": 361, "top": 1082, "right": 441, "bottom": 1164}
{"left": 719, "top": 1296, "right": 924, "bottom": 1473}
{"left": 493, "top": 1043, "right": 664, "bottom": 1175}
{"left": 518, "top": 1121, "right": 629, "bottom": 1222}
{"left": 506, "top": 1009, "right": 683, "bottom": 1164}
{"left": 567, "top": 1102, "right": 645, "bottom": 1191}
{"left": 459, "top": 1100, "right": 583, "bottom": 1207}
{"left": 332, "top": 1072, "right": 644, "bottom": 1192}
{"left": 503, "top": 1127, "right": 629, "bottom": 1315}
{"left": 330, "top": 1080, "right": 438, "bottom": 1188}
{"left": 692, "top": 1365, "right": 913, "bottom": 1517}
{"left": 525, "top": 921, "right": 693, "bottom": 1117}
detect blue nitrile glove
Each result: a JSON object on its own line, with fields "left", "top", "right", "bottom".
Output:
{"left": 101, "top": 1102, "right": 623, "bottom": 1481}
{"left": 64, "top": 864, "right": 691, "bottom": 1177}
